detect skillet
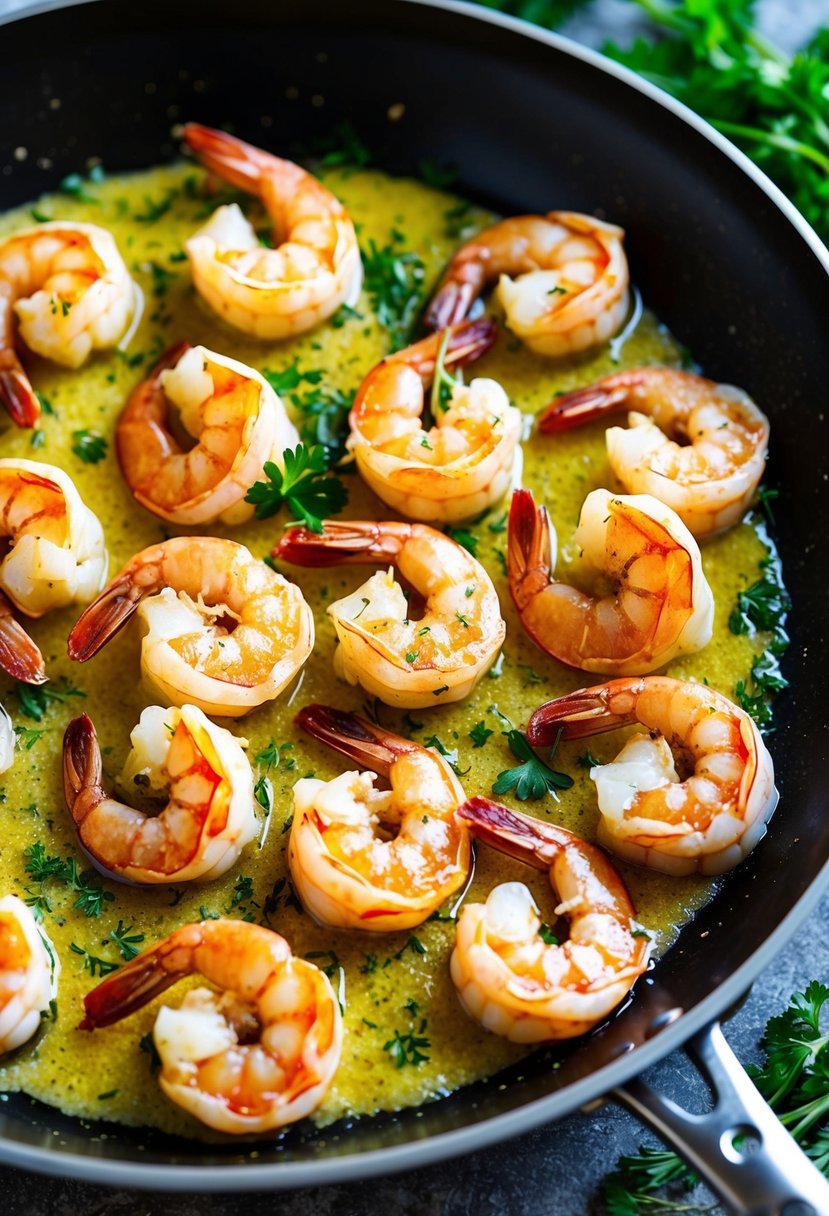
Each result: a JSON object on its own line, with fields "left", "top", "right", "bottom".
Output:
{"left": 0, "top": 0, "right": 828, "bottom": 1207}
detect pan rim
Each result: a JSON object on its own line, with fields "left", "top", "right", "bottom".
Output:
{"left": 0, "top": 0, "right": 828, "bottom": 1191}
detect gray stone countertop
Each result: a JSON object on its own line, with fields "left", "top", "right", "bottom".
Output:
{"left": 1, "top": 0, "right": 827, "bottom": 1213}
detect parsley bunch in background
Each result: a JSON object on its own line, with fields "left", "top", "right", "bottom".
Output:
{"left": 477, "top": 0, "right": 829, "bottom": 243}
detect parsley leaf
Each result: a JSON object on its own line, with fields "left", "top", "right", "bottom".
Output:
{"left": 361, "top": 234, "right": 426, "bottom": 351}
{"left": 244, "top": 444, "right": 348, "bottom": 532}
{"left": 492, "top": 729, "right": 573, "bottom": 801}
{"left": 15, "top": 680, "right": 85, "bottom": 722}
{"left": 422, "top": 734, "right": 470, "bottom": 777}
{"left": 470, "top": 721, "right": 494, "bottom": 748}
{"left": 383, "top": 1027, "right": 431, "bottom": 1068}
{"left": 72, "top": 429, "right": 108, "bottom": 464}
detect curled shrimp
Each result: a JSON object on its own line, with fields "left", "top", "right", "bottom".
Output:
{"left": 538, "top": 368, "right": 771, "bottom": 538}
{"left": 528, "top": 676, "right": 778, "bottom": 875}
{"left": 275, "top": 520, "right": 505, "bottom": 708}
{"left": 425, "top": 212, "right": 629, "bottom": 357}
{"left": 79, "top": 919, "right": 342, "bottom": 1133}
{"left": 348, "top": 319, "right": 522, "bottom": 523}
{"left": 508, "top": 487, "right": 713, "bottom": 676}
{"left": 0, "top": 705, "right": 14, "bottom": 774}
{"left": 63, "top": 705, "right": 257, "bottom": 885}
{"left": 116, "top": 342, "right": 299, "bottom": 526}
{"left": 0, "top": 221, "right": 135, "bottom": 427}
{"left": 450, "top": 798, "right": 650, "bottom": 1042}
{"left": 183, "top": 123, "right": 362, "bottom": 339}
{"left": 291, "top": 704, "right": 471, "bottom": 931}
{"left": 0, "top": 894, "right": 59, "bottom": 1053}
{"left": 0, "top": 589, "right": 45, "bottom": 685}
{"left": 67, "top": 537, "right": 313, "bottom": 718}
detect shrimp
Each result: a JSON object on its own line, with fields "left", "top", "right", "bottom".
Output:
{"left": 0, "top": 221, "right": 135, "bottom": 427}
{"left": 527, "top": 676, "right": 778, "bottom": 875}
{"left": 425, "top": 212, "right": 629, "bottom": 357}
{"left": 449, "top": 798, "right": 650, "bottom": 1042}
{"left": 275, "top": 520, "right": 505, "bottom": 707}
{"left": 79, "top": 919, "right": 342, "bottom": 1133}
{"left": 63, "top": 705, "right": 257, "bottom": 885}
{"left": 290, "top": 704, "right": 471, "bottom": 931}
{"left": 0, "top": 458, "right": 108, "bottom": 617}
{"left": 116, "top": 342, "right": 299, "bottom": 526}
{"left": 183, "top": 123, "right": 362, "bottom": 339}
{"left": 0, "top": 705, "right": 13, "bottom": 774}
{"left": 348, "top": 319, "right": 522, "bottom": 523}
{"left": 67, "top": 537, "right": 313, "bottom": 718}
{"left": 0, "top": 895, "right": 59, "bottom": 1053}
{"left": 538, "top": 368, "right": 771, "bottom": 538}
{"left": 508, "top": 487, "right": 713, "bottom": 676}
{"left": 0, "top": 590, "right": 45, "bottom": 685}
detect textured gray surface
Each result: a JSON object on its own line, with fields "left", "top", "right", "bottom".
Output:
{"left": 1, "top": 0, "right": 827, "bottom": 1212}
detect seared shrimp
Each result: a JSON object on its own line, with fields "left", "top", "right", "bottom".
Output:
{"left": 0, "top": 705, "right": 14, "bottom": 774}
{"left": 508, "top": 487, "right": 713, "bottom": 676}
{"left": 116, "top": 342, "right": 299, "bottom": 526}
{"left": 79, "top": 919, "right": 342, "bottom": 1133}
{"left": 0, "top": 458, "right": 108, "bottom": 676}
{"left": 528, "top": 676, "right": 777, "bottom": 875}
{"left": 275, "top": 520, "right": 505, "bottom": 707}
{"left": 183, "top": 123, "right": 362, "bottom": 339}
{"left": 291, "top": 705, "right": 471, "bottom": 931}
{"left": 539, "top": 368, "right": 770, "bottom": 538}
{"left": 68, "top": 537, "right": 313, "bottom": 718}
{"left": 348, "top": 320, "right": 522, "bottom": 522}
{"left": 0, "top": 590, "right": 45, "bottom": 685}
{"left": 450, "top": 798, "right": 650, "bottom": 1042}
{"left": 0, "top": 895, "right": 59, "bottom": 1053}
{"left": 63, "top": 706, "right": 257, "bottom": 884}
{"left": 426, "top": 212, "right": 629, "bottom": 357}
{"left": 0, "top": 222, "right": 135, "bottom": 427}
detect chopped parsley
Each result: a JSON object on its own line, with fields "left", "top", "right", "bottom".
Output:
{"left": 361, "top": 232, "right": 426, "bottom": 351}
{"left": 109, "top": 920, "right": 145, "bottom": 961}
{"left": 71, "top": 429, "right": 108, "bottom": 464}
{"left": 15, "top": 680, "right": 85, "bottom": 722}
{"left": 383, "top": 1026, "right": 431, "bottom": 1068}
{"left": 422, "top": 734, "right": 470, "bottom": 777}
{"left": 469, "top": 721, "right": 494, "bottom": 748}
{"left": 69, "top": 942, "right": 120, "bottom": 978}
{"left": 244, "top": 444, "right": 348, "bottom": 532}
{"left": 23, "top": 843, "right": 114, "bottom": 920}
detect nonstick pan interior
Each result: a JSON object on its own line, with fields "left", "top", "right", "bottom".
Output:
{"left": 0, "top": 0, "right": 828, "bottom": 1188}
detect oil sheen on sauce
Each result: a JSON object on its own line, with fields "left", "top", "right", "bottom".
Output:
{"left": 0, "top": 161, "right": 775, "bottom": 1138}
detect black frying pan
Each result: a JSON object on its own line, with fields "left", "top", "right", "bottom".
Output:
{"left": 1, "top": 0, "right": 828, "bottom": 1208}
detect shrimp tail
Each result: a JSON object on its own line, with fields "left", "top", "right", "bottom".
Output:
{"left": 507, "top": 488, "right": 553, "bottom": 612}
{"left": 424, "top": 259, "right": 489, "bottom": 331}
{"left": 0, "top": 592, "right": 46, "bottom": 684}
{"left": 63, "top": 713, "right": 105, "bottom": 828}
{"left": 455, "top": 796, "right": 565, "bottom": 869}
{"left": 438, "top": 317, "right": 498, "bottom": 367}
{"left": 297, "top": 703, "right": 414, "bottom": 777}
{"left": 67, "top": 573, "right": 149, "bottom": 662}
{"left": 527, "top": 679, "right": 644, "bottom": 747}
{"left": 183, "top": 123, "right": 269, "bottom": 193}
{"left": 538, "top": 381, "right": 632, "bottom": 434}
{"left": 274, "top": 520, "right": 406, "bottom": 567}
{"left": 0, "top": 354, "right": 40, "bottom": 429}
{"left": 79, "top": 925, "right": 204, "bottom": 1030}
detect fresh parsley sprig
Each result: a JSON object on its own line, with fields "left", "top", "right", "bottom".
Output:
{"left": 244, "top": 444, "right": 348, "bottom": 533}
{"left": 492, "top": 727, "right": 574, "bottom": 801}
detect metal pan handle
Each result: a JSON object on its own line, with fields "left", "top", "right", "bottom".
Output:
{"left": 613, "top": 1021, "right": 829, "bottom": 1215}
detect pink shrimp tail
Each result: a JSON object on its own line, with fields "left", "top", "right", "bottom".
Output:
{"left": 0, "top": 593, "right": 46, "bottom": 684}
{"left": 296, "top": 703, "right": 415, "bottom": 776}
{"left": 62, "top": 712, "right": 105, "bottom": 824}
{"left": 455, "top": 796, "right": 568, "bottom": 869}
{"left": 527, "top": 679, "right": 645, "bottom": 747}
{"left": 507, "top": 488, "right": 552, "bottom": 612}
{"left": 538, "top": 383, "right": 633, "bottom": 434}
{"left": 183, "top": 122, "right": 271, "bottom": 194}
{"left": 67, "top": 572, "right": 148, "bottom": 662}
{"left": 424, "top": 255, "right": 491, "bottom": 331}
{"left": 80, "top": 923, "right": 206, "bottom": 1031}
{"left": 0, "top": 354, "right": 39, "bottom": 428}
{"left": 274, "top": 520, "right": 406, "bottom": 568}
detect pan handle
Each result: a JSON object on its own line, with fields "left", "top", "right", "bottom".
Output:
{"left": 613, "top": 1020, "right": 829, "bottom": 1215}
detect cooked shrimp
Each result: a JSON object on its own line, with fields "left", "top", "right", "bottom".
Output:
{"left": 528, "top": 676, "right": 777, "bottom": 875}
{"left": 425, "top": 212, "right": 629, "bottom": 357}
{"left": 0, "top": 458, "right": 108, "bottom": 617}
{"left": 183, "top": 123, "right": 362, "bottom": 339}
{"left": 348, "top": 319, "right": 522, "bottom": 522}
{"left": 0, "top": 705, "right": 13, "bottom": 774}
{"left": 508, "top": 487, "right": 713, "bottom": 676}
{"left": 291, "top": 704, "right": 471, "bottom": 931}
{"left": 116, "top": 342, "right": 299, "bottom": 526}
{"left": 539, "top": 368, "right": 771, "bottom": 538}
{"left": 0, "top": 222, "right": 135, "bottom": 427}
{"left": 63, "top": 705, "right": 257, "bottom": 884}
{"left": 0, "top": 895, "right": 59, "bottom": 1053}
{"left": 275, "top": 520, "right": 505, "bottom": 707}
{"left": 67, "top": 537, "right": 313, "bottom": 718}
{"left": 79, "top": 919, "right": 342, "bottom": 1133}
{"left": 0, "top": 590, "right": 45, "bottom": 685}
{"left": 450, "top": 797, "right": 650, "bottom": 1042}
